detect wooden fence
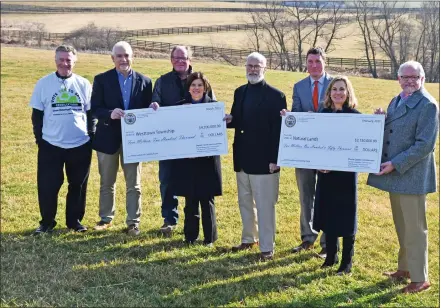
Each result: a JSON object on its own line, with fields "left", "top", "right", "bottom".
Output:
{"left": 1, "top": 29, "right": 394, "bottom": 71}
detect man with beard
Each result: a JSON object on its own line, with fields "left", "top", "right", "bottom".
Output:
{"left": 224, "top": 52, "right": 287, "bottom": 261}
{"left": 368, "top": 61, "right": 438, "bottom": 293}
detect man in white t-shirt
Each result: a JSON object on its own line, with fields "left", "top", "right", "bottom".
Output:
{"left": 30, "top": 45, "right": 95, "bottom": 235}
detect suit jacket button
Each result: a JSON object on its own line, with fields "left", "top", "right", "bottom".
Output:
{"left": 386, "top": 141, "right": 390, "bottom": 145}
{"left": 241, "top": 130, "right": 244, "bottom": 134}
{"left": 390, "top": 129, "right": 393, "bottom": 133}
{"left": 384, "top": 153, "right": 388, "bottom": 157}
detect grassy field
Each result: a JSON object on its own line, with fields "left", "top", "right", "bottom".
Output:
{"left": 1, "top": 12, "right": 251, "bottom": 32}
{"left": 1, "top": 46, "right": 439, "bottom": 307}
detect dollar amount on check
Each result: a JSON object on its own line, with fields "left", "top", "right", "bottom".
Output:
{"left": 277, "top": 112, "right": 385, "bottom": 173}
{"left": 121, "top": 103, "right": 228, "bottom": 163}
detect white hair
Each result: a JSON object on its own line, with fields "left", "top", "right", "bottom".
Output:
{"left": 246, "top": 52, "right": 267, "bottom": 67}
{"left": 398, "top": 60, "right": 425, "bottom": 79}
{"left": 112, "top": 41, "right": 133, "bottom": 56}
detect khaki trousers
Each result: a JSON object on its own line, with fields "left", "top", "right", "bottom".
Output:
{"left": 236, "top": 171, "right": 280, "bottom": 253}
{"left": 97, "top": 147, "right": 142, "bottom": 227}
{"left": 389, "top": 193, "right": 428, "bottom": 282}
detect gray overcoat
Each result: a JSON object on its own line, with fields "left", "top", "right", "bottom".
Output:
{"left": 367, "top": 89, "right": 439, "bottom": 194}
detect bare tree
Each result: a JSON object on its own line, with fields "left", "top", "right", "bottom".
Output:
{"left": 321, "top": 1, "right": 351, "bottom": 53}
{"left": 244, "top": 8, "right": 264, "bottom": 52}
{"left": 354, "top": 1, "right": 378, "bottom": 78}
{"left": 369, "top": 1, "right": 406, "bottom": 77}
{"left": 415, "top": 2, "right": 440, "bottom": 82}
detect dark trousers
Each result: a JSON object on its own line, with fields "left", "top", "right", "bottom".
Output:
{"left": 37, "top": 139, "right": 92, "bottom": 227}
{"left": 184, "top": 196, "right": 218, "bottom": 244}
{"left": 326, "top": 235, "right": 355, "bottom": 267}
{"left": 159, "top": 160, "right": 178, "bottom": 225}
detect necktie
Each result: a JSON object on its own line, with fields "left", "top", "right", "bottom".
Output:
{"left": 313, "top": 80, "right": 319, "bottom": 111}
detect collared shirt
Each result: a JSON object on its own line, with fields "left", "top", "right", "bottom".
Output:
{"left": 117, "top": 70, "right": 133, "bottom": 110}
{"left": 310, "top": 74, "right": 326, "bottom": 103}
{"left": 397, "top": 91, "right": 412, "bottom": 108}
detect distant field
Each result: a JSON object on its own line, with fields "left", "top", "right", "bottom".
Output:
{"left": 1, "top": 12, "right": 251, "bottom": 32}
{"left": 134, "top": 22, "right": 388, "bottom": 60}
{"left": 12, "top": 1, "right": 260, "bottom": 8}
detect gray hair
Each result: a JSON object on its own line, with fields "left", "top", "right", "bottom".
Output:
{"left": 246, "top": 52, "right": 267, "bottom": 67}
{"left": 170, "top": 45, "right": 192, "bottom": 60}
{"left": 112, "top": 41, "right": 133, "bottom": 56}
{"left": 55, "top": 45, "right": 77, "bottom": 61}
{"left": 398, "top": 60, "right": 425, "bottom": 79}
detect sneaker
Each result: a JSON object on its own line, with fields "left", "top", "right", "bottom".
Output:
{"left": 159, "top": 223, "right": 176, "bottom": 235}
{"left": 127, "top": 224, "right": 140, "bottom": 236}
{"left": 69, "top": 223, "right": 87, "bottom": 233}
{"left": 93, "top": 221, "right": 112, "bottom": 231}
{"left": 33, "top": 221, "right": 56, "bottom": 235}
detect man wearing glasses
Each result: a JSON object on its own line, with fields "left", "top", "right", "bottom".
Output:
{"left": 91, "top": 41, "right": 152, "bottom": 236}
{"left": 368, "top": 61, "right": 439, "bottom": 293}
{"left": 150, "top": 45, "right": 215, "bottom": 236}
{"left": 224, "top": 52, "right": 287, "bottom": 261}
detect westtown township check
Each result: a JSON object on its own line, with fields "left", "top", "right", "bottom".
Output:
{"left": 121, "top": 103, "right": 228, "bottom": 163}
{"left": 277, "top": 112, "right": 385, "bottom": 173}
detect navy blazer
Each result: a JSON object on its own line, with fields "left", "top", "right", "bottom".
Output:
{"left": 91, "top": 68, "right": 152, "bottom": 154}
{"left": 228, "top": 80, "right": 287, "bottom": 174}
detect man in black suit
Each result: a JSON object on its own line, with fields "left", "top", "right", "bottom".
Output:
{"left": 225, "top": 52, "right": 287, "bottom": 261}
{"left": 91, "top": 41, "right": 152, "bottom": 236}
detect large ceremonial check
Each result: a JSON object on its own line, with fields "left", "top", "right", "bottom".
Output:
{"left": 277, "top": 112, "right": 385, "bottom": 173}
{"left": 121, "top": 103, "right": 228, "bottom": 163}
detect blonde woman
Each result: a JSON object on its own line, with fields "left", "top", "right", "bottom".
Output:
{"left": 312, "top": 76, "right": 360, "bottom": 275}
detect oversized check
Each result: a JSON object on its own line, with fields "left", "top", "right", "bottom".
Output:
{"left": 277, "top": 112, "right": 385, "bottom": 173}
{"left": 121, "top": 103, "right": 228, "bottom": 163}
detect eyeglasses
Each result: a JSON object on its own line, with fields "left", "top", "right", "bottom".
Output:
{"left": 246, "top": 64, "right": 265, "bottom": 70}
{"left": 172, "top": 56, "right": 189, "bottom": 62}
{"left": 400, "top": 75, "right": 420, "bottom": 81}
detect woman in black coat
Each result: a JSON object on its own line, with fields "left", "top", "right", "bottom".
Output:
{"left": 312, "top": 76, "right": 360, "bottom": 275}
{"left": 171, "top": 72, "right": 222, "bottom": 246}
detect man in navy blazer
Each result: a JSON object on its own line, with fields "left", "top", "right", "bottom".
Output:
{"left": 291, "top": 47, "right": 332, "bottom": 258}
{"left": 91, "top": 41, "right": 152, "bottom": 236}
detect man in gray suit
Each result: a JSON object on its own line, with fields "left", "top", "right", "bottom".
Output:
{"left": 368, "top": 61, "right": 438, "bottom": 294}
{"left": 291, "top": 47, "right": 332, "bottom": 258}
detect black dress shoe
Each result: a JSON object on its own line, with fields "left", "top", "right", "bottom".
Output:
{"left": 69, "top": 223, "right": 87, "bottom": 232}
{"left": 33, "top": 221, "right": 57, "bottom": 235}
{"left": 321, "top": 256, "right": 339, "bottom": 268}
{"left": 291, "top": 241, "right": 313, "bottom": 253}
{"left": 336, "top": 260, "right": 352, "bottom": 275}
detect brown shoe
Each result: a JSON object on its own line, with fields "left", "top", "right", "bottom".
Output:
{"left": 127, "top": 224, "right": 140, "bottom": 236}
{"left": 383, "top": 270, "right": 410, "bottom": 280}
{"left": 231, "top": 242, "right": 258, "bottom": 252}
{"left": 291, "top": 241, "right": 313, "bottom": 253}
{"left": 259, "top": 251, "right": 274, "bottom": 261}
{"left": 402, "top": 281, "right": 431, "bottom": 293}
{"left": 93, "top": 221, "right": 112, "bottom": 231}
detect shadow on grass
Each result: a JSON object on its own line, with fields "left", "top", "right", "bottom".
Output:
{"left": 1, "top": 229, "right": 405, "bottom": 307}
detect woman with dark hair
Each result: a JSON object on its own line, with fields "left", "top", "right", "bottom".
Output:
{"left": 312, "top": 75, "right": 360, "bottom": 275}
{"left": 171, "top": 72, "right": 222, "bottom": 246}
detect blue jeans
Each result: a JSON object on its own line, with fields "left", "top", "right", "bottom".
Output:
{"left": 159, "top": 160, "right": 179, "bottom": 225}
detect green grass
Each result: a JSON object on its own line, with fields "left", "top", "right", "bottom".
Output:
{"left": 1, "top": 46, "right": 439, "bottom": 307}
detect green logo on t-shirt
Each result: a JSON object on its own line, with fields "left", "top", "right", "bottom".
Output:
{"left": 52, "top": 89, "right": 82, "bottom": 107}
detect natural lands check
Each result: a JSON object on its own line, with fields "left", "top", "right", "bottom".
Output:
{"left": 121, "top": 103, "right": 228, "bottom": 163}
{"left": 277, "top": 112, "right": 385, "bottom": 173}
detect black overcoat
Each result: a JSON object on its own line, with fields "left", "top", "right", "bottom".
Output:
{"left": 312, "top": 107, "right": 360, "bottom": 237}
{"left": 170, "top": 93, "right": 222, "bottom": 198}
{"left": 227, "top": 80, "right": 287, "bottom": 174}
